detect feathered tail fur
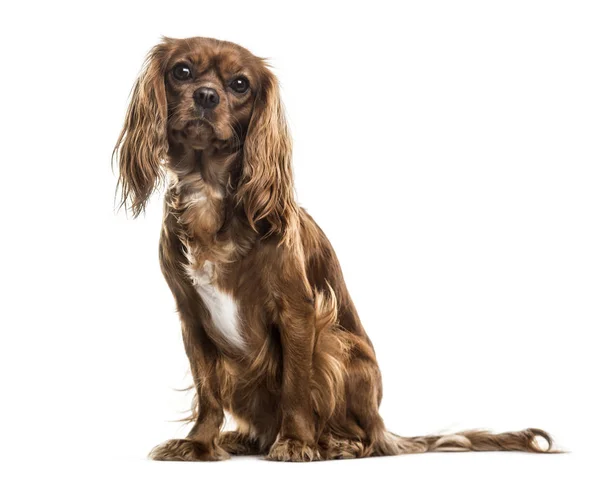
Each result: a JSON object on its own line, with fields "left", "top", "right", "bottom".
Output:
{"left": 372, "top": 427, "right": 556, "bottom": 456}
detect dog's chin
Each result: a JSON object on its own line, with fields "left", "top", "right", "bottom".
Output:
{"left": 179, "top": 120, "right": 217, "bottom": 149}
{"left": 171, "top": 120, "right": 233, "bottom": 151}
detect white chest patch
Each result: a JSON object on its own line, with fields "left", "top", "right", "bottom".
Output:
{"left": 186, "top": 261, "right": 245, "bottom": 350}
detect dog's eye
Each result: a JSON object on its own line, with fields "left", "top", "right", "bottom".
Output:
{"left": 172, "top": 64, "right": 192, "bottom": 81}
{"left": 230, "top": 76, "right": 250, "bottom": 93}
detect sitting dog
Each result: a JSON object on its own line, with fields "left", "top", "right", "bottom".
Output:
{"left": 114, "top": 36, "right": 553, "bottom": 461}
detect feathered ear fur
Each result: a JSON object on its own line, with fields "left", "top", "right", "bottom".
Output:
{"left": 237, "top": 66, "right": 299, "bottom": 239}
{"left": 113, "top": 43, "right": 169, "bottom": 217}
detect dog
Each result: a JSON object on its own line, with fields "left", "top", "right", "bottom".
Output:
{"left": 114, "top": 36, "right": 554, "bottom": 461}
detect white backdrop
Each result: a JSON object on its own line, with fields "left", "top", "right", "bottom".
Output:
{"left": 0, "top": 1, "right": 598, "bottom": 481}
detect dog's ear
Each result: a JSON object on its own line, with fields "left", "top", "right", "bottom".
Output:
{"left": 236, "top": 66, "right": 299, "bottom": 239}
{"left": 113, "top": 42, "right": 170, "bottom": 217}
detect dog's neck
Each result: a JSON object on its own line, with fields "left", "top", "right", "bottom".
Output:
{"left": 165, "top": 143, "right": 249, "bottom": 264}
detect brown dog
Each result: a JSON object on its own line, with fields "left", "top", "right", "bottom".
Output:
{"left": 114, "top": 36, "right": 554, "bottom": 462}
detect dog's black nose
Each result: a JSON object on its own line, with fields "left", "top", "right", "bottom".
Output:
{"left": 194, "top": 87, "right": 220, "bottom": 109}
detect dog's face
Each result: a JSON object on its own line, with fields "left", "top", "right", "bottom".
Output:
{"left": 163, "top": 38, "right": 263, "bottom": 151}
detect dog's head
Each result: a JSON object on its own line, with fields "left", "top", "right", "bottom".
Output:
{"left": 163, "top": 37, "right": 262, "bottom": 151}
{"left": 115, "top": 37, "right": 295, "bottom": 236}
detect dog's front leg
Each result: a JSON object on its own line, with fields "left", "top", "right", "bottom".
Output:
{"left": 267, "top": 271, "right": 320, "bottom": 462}
{"left": 149, "top": 310, "right": 228, "bottom": 461}
{"left": 150, "top": 233, "right": 228, "bottom": 461}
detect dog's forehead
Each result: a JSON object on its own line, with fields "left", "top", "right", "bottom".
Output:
{"left": 170, "top": 37, "right": 258, "bottom": 73}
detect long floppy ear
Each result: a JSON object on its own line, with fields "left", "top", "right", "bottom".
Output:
{"left": 113, "top": 43, "right": 169, "bottom": 217}
{"left": 237, "top": 67, "right": 299, "bottom": 239}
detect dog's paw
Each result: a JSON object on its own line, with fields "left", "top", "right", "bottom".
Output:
{"left": 149, "top": 439, "right": 230, "bottom": 461}
{"left": 266, "top": 437, "right": 321, "bottom": 462}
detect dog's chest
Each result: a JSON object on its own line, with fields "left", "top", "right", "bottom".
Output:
{"left": 185, "top": 259, "right": 245, "bottom": 351}
{"left": 179, "top": 188, "right": 245, "bottom": 351}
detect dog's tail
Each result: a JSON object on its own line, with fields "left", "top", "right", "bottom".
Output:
{"left": 374, "top": 427, "right": 557, "bottom": 455}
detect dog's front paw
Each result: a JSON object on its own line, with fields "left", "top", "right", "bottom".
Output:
{"left": 266, "top": 437, "right": 321, "bottom": 462}
{"left": 149, "top": 439, "right": 230, "bottom": 461}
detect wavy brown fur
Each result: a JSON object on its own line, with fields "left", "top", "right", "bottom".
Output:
{"left": 114, "top": 44, "right": 169, "bottom": 217}
{"left": 115, "top": 37, "right": 557, "bottom": 462}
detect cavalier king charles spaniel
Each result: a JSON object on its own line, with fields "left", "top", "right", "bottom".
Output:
{"left": 114, "top": 37, "right": 554, "bottom": 462}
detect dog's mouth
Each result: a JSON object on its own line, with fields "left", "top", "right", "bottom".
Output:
{"left": 170, "top": 119, "right": 220, "bottom": 149}
{"left": 169, "top": 116, "right": 239, "bottom": 153}
{"left": 185, "top": 118, "right": 216, "bottom": 134}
